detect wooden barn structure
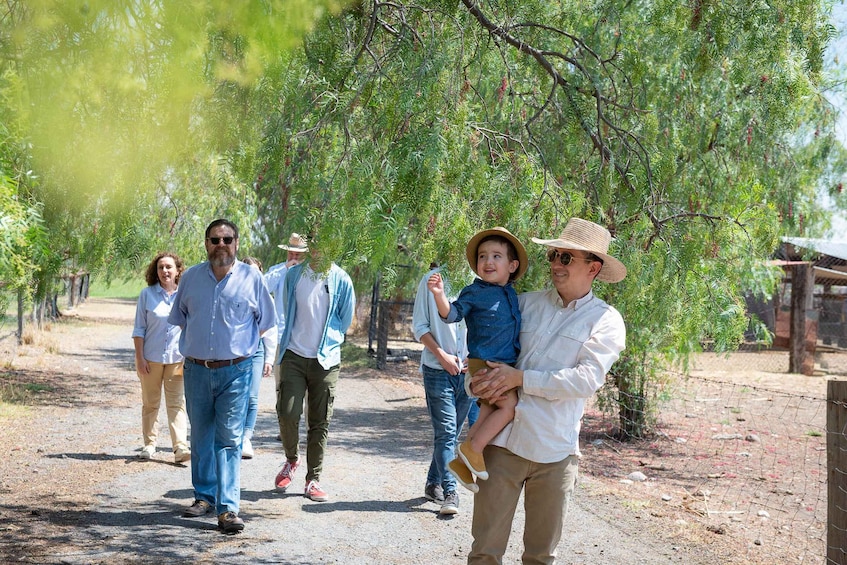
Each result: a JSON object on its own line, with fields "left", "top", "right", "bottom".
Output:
{"left": 757, "top": 237, "right": 847, "bottom": 375}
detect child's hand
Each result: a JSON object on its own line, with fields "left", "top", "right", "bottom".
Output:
{"left": 427, "top": 272, "right": 451, "bottom": 319}
{"left": 427, "top": 273, "right": 444, "bottom": 294}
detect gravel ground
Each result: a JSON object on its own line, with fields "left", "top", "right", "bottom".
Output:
{"left": 0, "top": 298, "right": 716, "bottom": 564}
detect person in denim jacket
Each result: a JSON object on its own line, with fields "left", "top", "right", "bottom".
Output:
{"left": 428, "top": 227, "right": 527, "bottom": 494}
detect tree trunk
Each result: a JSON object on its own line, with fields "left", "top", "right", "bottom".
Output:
{"left": 617, "top": 378, "right": 648, "bottom": 439}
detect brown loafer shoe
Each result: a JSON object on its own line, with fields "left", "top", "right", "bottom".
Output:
{"left": 448, "top": 458, "right": 479, "bottom": 493}
{"left": 182, "top": 499, "right": 213, "bottom": 518}
{"left": 218, "top": 511, "right": 244, "bottom": 534}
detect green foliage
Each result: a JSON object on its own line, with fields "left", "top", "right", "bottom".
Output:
{"left": 0, "top": 0, "right": 343, "bottom": 310}
{"left": 247, "top": 0, "right": 845, "bottom": 436}
{"left": 1, "top": 0, "right": 845, "bottom": 436}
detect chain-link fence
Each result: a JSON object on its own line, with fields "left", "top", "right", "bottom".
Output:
{"left": 582, "top": 370, "right": 831, "bottom": 565}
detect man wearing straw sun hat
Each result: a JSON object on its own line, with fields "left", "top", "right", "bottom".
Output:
{"left": 265, "top": 233, "right": 309, "bottom": 391}
{"left": 466, "top": 217, "right": 627, "bottom": 565}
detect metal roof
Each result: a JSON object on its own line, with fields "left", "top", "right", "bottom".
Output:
{"left": 781, "top": 237, "right": 847, "bottom": 262}
{"left": 814, "top": 266, "right": 847, "bottom": 282}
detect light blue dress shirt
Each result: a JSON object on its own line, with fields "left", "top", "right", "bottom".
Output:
{"left": 411, "top": 268, "right": 468, "bottom": 372}
{"left": 132, "top": 283, "right": 183, "bottom": 364}
{"left": 168, "top": 260, "right": 276, "bottom": 360}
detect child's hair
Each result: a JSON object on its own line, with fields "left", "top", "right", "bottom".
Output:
{"left": 476, "top": 235, "right": 520, "bottom": 281}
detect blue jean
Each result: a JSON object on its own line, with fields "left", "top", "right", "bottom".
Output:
{"left": 422, "top": 365, "right": 472, "bottom": 494}
{"left": 244, "top": 341, "right": 266, "bottom": 439}
{"left": 467, "top": 399, "right": 480, "bottom": 428}
{"left": 183, "top": 358, "right": 251, "bottom": 515}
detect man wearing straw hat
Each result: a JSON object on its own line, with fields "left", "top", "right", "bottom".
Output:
{"left": 467, "top": 217, "right": 627, "bottom": 564}
{"left": 265, "top": 233, "right": 309, "bottom": 391}
{"left": 272, "top": 237, "right": 355, "bottom": 503}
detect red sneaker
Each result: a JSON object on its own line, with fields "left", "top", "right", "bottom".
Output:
{"left": 274, "top": 459, "right": 300, "bottom": 492}
{"left": 304, "top": 480, "right": 328, "bottom": 502}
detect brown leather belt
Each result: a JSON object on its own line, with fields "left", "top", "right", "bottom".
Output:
{"left": 186, "top": 356, "right": 248, "bottom": 369}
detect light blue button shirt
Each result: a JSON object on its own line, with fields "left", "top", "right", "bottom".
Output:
{"left": 264, "top": 262, "right": 290, "bottom": 336}
{"left": 168, "top": 260, "right": 276, "bottom": 360}
{"left": 411, "top": 268, "right": 467, "bottom": 372}
{"left": 132, "top": 283, "right": 183, "bottom": 364}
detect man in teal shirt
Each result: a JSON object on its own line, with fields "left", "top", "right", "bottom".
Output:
{"left": 273, "top": 242, "right": 355, "bottom": 502}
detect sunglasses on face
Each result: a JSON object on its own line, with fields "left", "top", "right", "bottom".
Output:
{"left": 546, "top": 249, "right": 597, "bottom": 266}
{"left": 207, "top": 237, "right": 234, "bottom": 245}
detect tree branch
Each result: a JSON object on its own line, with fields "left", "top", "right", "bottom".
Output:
{"left": 460, "top": 0, "right": 653, "bottom": 197}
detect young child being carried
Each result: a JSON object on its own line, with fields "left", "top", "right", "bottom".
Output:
{"left": 427, "top": 227, "right": 527, "bottom": 493}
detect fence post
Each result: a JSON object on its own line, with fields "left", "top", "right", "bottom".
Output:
{"left": 789, "top": 263, "right": 815, "bottom": 375}
{"left": 16, "top": 287, "right": 23, "bottom": 345}
{"left": 368, "top": 274, "right": 381, "bottom": 354}
{"left": 376, "top": 300, "right": 389, "bottom": 370}
{"left": 828, "top": 378, "right": 847, "bottom": 565}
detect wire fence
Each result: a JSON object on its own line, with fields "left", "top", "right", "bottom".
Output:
{"left": 581, "top": 368, "right": 832, "bottom": 565}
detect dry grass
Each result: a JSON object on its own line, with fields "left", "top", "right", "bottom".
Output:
{"left": 15, "top": 324, "right": 59, "bottom": 355}
{"left": 0, "top": 369, "right": 55, "bottom": 405}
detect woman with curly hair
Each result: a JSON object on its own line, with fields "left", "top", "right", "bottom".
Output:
{"left": 131, "top": 252, "right": 191, "bottom": 463}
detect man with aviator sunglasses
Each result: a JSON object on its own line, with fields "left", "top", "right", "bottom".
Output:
{"left": 466, "top": 217, "right": 627, "bottom": 564}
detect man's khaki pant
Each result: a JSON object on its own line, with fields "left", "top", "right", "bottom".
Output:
{"left": 138, "top": 361, "right": 189, "bottom": 452}
{"left": 469, "top": 446, "right": 579, "bottom": 565}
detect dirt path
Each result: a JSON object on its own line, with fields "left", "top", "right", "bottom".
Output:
{"left": 0, "top": 298, "right": 719, "bottom": 564}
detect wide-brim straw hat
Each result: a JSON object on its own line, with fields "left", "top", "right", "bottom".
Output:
{"left": 465, "top": 227, "right": 528, "bottom": 281}
{"left": 531, "top": 218, "right": 626, "bottom": 283}
{"left": 278, "top": 233, "right": 309, "bottom": 252}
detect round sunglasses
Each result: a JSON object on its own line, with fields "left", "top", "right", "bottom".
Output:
{"left": 546, "top": 249, "right": 600, "bottom": 266}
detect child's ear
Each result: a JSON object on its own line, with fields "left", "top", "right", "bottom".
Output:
{"left": 509, "top": 260, "right": 519, "bottom": 273}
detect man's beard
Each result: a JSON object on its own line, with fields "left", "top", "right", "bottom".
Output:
{"left": 208, "top": 249, "right": 235, "bottom": 269}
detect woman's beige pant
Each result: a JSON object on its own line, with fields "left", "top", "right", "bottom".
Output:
{"left": 138, "top": 361, "right": 188, "bottom": 452}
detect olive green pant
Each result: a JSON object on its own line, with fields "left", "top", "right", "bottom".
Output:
{"left": 469, "top": 446, "right": 579, "bottom": 565}
{"left": 276, "top": 350, "right": 339, "bottom": 483}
